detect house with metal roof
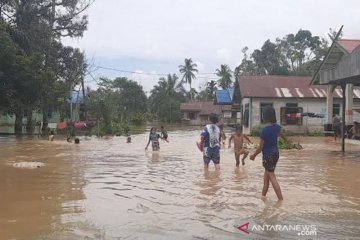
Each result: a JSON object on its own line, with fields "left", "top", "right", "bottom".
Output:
{"left": 180, "top": 101, "right": 232, "bottom": 125}
{"left": 232, "top": 75, "right": 360, "bottom": 135}
{"left": 310, "top": 26, "right": 360, "bottom": 152}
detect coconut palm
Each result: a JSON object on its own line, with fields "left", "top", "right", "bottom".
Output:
{"left": 149, "top": 74, "right": 186, "bottom": 123}
{"left": 179, "top": 58, "right": 198, "bottom": 100}
{"left": 206, "top": 80, "right": 217, "bottom": 100}
{"left": 216, "top": 64, "right": 233, "bottom": 89}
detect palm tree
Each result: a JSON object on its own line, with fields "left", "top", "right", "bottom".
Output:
{"left": 149, "top": 74, "right": 186, "bottom": 123}
{"left": 216, "top": 64, "right": 232, "bottom": 89}
{"left": 179, "top": 58, "right": 198, "bottom": 100}
{"left": 206, "top": 80, "right": 217, "bottom": 100}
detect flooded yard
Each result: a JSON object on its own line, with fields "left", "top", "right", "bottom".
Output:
{"left": 0, "top": 130, "right": 360, "bottom": 239}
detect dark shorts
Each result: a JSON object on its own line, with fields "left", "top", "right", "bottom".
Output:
{"left": 333, "top": 126, "right": 341, "bottom": 136}
{"left": 203, "top": 148, "right": 220, "bottom": 165}
{"left": 262, "top": 152, "right": 279, "bottom": 172}
{"left": 152, "top": 141, "right": 160, "bottom": 151}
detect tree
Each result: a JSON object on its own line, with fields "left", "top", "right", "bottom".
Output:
{"left": 179, "top": 58, "right": 198, "bottom": 100}
{"left": 235, "top": 47, "right": 261, "bottom": 76}
{"left": 0, "top": 21, "right": 17, "bottom": 109}
{"left": 98, "top": 77, "right": 147, "bottom": 122}
{"left": 0, "top": 0, "right": 91, "bottom": 134}
{"left": 149, "top": 74, "right": 186, "bottom": 123}
{"left": 216, "top": 64, "right": 233, "bottom": 89}
{"left": 252, "top": 40, "right": 289, "bottom": 75}
{"left": 206, "top": 80, "right": 217, "bottom": 100}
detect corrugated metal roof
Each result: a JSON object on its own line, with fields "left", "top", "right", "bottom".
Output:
{"left": 215, "top": 88, "right": 234, "bottom": 105}
{"left": 239, "top": 75, "right": 359, "bottom": 99}
{"left": 180, "top": 101, "right": 231, "bottom": 115}
{"left": 337, "top": 39, "right": 360, "bottom": 53}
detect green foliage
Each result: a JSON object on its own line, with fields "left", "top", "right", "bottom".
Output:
{"left": 149, "top": 74, "right": 186, "bottom": 123}
{"left": 0, "top": 0, "right": 91, "bottom": 134}
{"left": 305, "top": 130, "right": 325, "bottom": 137}
{"left": 250, "top": 125, "right": 262, "bottom": 136}
{"left": 179, "top": 58, "right": 198, "bottom": 100}
{"left": 87, "top": 77, "right": 148, "bottom": 129}
{"left": 129, "top": 112, "right": 147, "bottom": 125}
{"left": 236, "top": 29, "right": 329, "bottom": 76}
{"left": 278, "top": 138, "right": 303, "bottom": 150}
{"left": 216, "top": 64, "right": 233, "bottom": 89}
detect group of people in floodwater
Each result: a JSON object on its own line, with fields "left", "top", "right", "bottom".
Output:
{"left": 145, "top": 106, "right": 286, "bottom": 201}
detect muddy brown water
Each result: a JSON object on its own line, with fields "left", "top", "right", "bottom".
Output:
{"left": 0, "top": 131, "right": 360, "bottom": 239}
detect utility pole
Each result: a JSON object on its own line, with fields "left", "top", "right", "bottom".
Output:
{"left": 169, "top": 102, "right": 172, "bottom": 124}
{"left": 70, "top": 83, "right": 73, "bottom": 122}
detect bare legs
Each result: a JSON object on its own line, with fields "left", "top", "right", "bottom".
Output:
{"left": 235, "top": 152, "right": 248, "bottom": 166}
{"left": 262, "top": 170, "right": 283, "bottom": 200}
{"left": 242, "top": 152, "right": 248, "bottom": 165}
{"left": 215, "top": 164, "right": 220, "bottom": 171}
{"left": 204, "top": 163, "right": 220, "bottom": 171}
{"left": 235, "top": 153, "right": 240, "bottom": 167}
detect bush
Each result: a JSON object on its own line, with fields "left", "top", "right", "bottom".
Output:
{"left": 251, "top": 125, "right": 263, "bottom": 136}
{"left": 278, "top": 138, "right": 302, "bottom": 150}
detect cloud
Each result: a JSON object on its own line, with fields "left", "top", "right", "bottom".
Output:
{"left": 215, "top": 48, "right": 232, "bottom": 62}
{"left": 64, "top": 0, "right": 360, "bottom": 91}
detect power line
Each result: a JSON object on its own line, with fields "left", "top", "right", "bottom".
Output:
{"left": 96, "top": 65, "right": 218, "bottom": 79}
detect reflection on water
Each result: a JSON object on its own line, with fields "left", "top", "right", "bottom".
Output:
{"left": 0, "top": 132, "right": 360, "bottom": 239}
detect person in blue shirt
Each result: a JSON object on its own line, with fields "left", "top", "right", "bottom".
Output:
{"left": 200, "top": 113, "right": 221, "bottom": 170}
{"left": 250, "top": 106, "right": 287, "bottom": 200}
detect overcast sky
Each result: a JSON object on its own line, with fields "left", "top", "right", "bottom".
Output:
{"left": 63, "top": 0, "right": 360, "bottom": 93}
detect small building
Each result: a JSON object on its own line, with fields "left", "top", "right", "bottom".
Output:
{"left": 214, "top": 88, "right": 238, "bottom": 119}
{"left": 180, "top": 101, "right": 232, "bottom": 125}
{"left": 232, "top": 75, "right": 360, "bottom": 135}
{"left": 310, "top": 28, "right": 360, "bottom": 152}
{"left": 0, "top": 90, "right": 84, "bottom": 134}
{"left": 311, "top": 36, "right": 360, "bottom": 128}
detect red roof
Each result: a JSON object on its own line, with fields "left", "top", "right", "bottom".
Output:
{"left": 337, "top": 39, "right": 360, "bottom": 53}
{"left": 180, "top": 101, "right": 231, "bottom": 115}
{"left": 239, "top": 75, "right": 360, "bottom": 99}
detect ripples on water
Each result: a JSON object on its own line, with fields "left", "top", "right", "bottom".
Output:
{"left": 0, "top": 132, "right": 360, "bottom": 239}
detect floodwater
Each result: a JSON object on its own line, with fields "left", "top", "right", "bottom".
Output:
{"left": 0, "top": 130, "right": 360, "bottom": 240}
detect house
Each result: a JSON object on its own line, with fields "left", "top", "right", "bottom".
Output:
{"left": 214, "top": 88, "right": 239, "bottom": 119}
{"left": 310, "top": 30, "right": 360, "bottom": 151}
{"left": 311, "top": 36, "right": 360, "bottom": 129}
{"left": 0, "top": 90, "right": 84, "bottom": 134}
{"left": 180, "top": 101, "right": 232, "bottom": 125}
{"left": 232, "top": 75, "right": 360, "bottom": 135}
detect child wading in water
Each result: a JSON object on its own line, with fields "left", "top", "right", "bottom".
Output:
{"left": 250, "top": 106, "right": 287, "bottom": 200}
{"left": 228, "top": 125, "right": 252, "bottom": 166}
{"left": 145, "top": 127, "right": 167, "bottom": 151}
{"left": 200, "top": 113, "right": 221, "bottom": 170}
{"left": 160, "top": 126, "right": 168, "bottom": 141}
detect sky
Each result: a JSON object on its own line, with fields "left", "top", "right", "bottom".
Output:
{"left": 63, "top": 0, "right": 360, "bottom": 93}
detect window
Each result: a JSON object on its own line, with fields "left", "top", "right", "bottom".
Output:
{"left": 243, "top": 103, "right": 249, "bottom": 127}
{"left": 260, "top": 102, "right": 273, "bottom": 123}
{"left": 280, "top": 103, "right": 303, "bottom": 125}
{"left": 23, "top": 110, "right": 28, "bottom": 117}
{"left": 188, "top": 112, "right": 196, "bottom": 120}
{"left": 333, "top": 103, "right": 340, "bottom": 116}
{"left": 47, "top": 111, "right": 53, "bottom": 118}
